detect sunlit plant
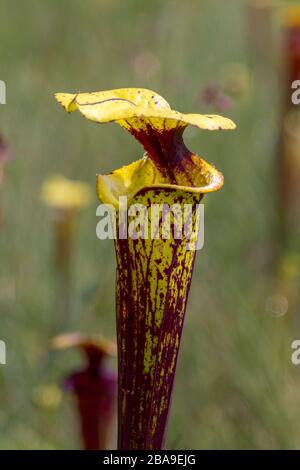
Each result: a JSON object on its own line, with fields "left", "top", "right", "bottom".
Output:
{"left": 55, "top": 88, "right": 235, "bottom": 449}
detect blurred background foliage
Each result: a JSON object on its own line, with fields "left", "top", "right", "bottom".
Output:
{"left": 0, "top": 0, "right": 299, "bottom": 449}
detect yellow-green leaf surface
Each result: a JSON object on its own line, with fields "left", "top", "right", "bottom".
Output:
{"left": 115, "top": 187, "right": 202, "bottom": 449}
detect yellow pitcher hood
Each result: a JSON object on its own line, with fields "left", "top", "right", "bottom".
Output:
{"left": 55, "top": 88, "right": 236, "bottom": 208}
{"left": 55, "top": 88, "right": 235, "bottom": 131}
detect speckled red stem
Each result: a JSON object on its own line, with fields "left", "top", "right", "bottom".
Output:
{"left": 115, "top": 187, "right": 201, "bottom": 449}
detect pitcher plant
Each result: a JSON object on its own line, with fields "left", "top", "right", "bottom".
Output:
{"left": 55, "top": 88, "right": 236, "bottom": 449}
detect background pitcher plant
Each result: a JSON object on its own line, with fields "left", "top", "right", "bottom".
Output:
{"left": 55, "top": 88, "right": 236, "bottom": 449}
{"left": 52, "top": 332, "right": 117, "bottom": 450}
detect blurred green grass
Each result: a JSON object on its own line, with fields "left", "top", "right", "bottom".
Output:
{"left": 0, "top": 0, "right": 299, "bottom": 449}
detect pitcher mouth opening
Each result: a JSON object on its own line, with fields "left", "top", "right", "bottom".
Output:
{"left": 96, "top": 155, "right": 224, "bottom": 208}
